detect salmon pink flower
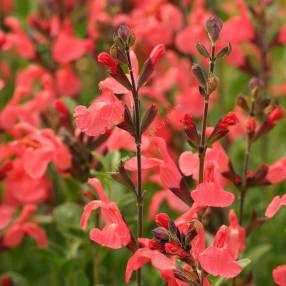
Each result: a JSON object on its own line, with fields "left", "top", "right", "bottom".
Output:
{"left": 273, "top": 265, "right": 286, "bottom": 286}
{"left": 191, "top": 162, "right": 234, "bottom": 207}
{"left": 3, "top": 17, "right": 36, "bottom": 59}
{"left": 80, "top": 178, "right": 131, "bottom": 249}
{"left": 3, "top": 158, "right": 51, "bottom": 205}
{"left": 14, "top": 123, "right": 71, "bottom": 179}
{"left": 265, "top": 195, "right": 286, "bottom": 218}
{"left": 52, "top": 30, "right": 86, "bottom": 65}
{"left": 267, "top": 157, "right": 286, "bottom": 184}
{"left": 198, "top": 225, "right": 242, "bottom": 278}
{"left": 125, "top": 248, "right": 179, "bottom": 285}
{"left": 55, "top": 65, "right": 81, "bottom": 97}
{"left": 3, "top": 204, "right": 47, "bottom": 248}
{"left": 74, "top": 91, "right": 124, "bottom": 137}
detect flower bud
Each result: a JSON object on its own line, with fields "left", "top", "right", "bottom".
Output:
{"left": 141, "top": 104, "right": 158, "bottom": 134}
{"left": 110, "top": 45, "right": 127, "bottom": 64}
{"left": 152, "top": 227, "right": 169, "bottom": 241}
{"left": 196, "top": 42, "right": 210, "bottom": 58}
{"left": 237, "top": 95, "right": 249, "bottom": 112}
{"left": 183, "top": 114, "right": 199, "bottom": 148}
{"left": 114, "top": 24, "right": 136, "bottom": 49}
{"left": 149, "top": 239, "right": 164, "bottom": 251}
{"left": 155, "top": 213, "right": 169, "bottom": 228}
{"left": 98, "top": 52, "right": 133, "bottom": 90}
{"left": 117, "top": 24, "right": 131, "bottom": 42}
{"left": 207, "top": 74, "right": 219, "bottom": 94}
{"left": 208, "top": 112, "right": 239, "bottom": 144}
{"left": 247, "top": 118, "right": 256, "bottom": 138}
{"left": 216, "top": 43, "right": 232, "bottom": 59}
{"left": 267, "top": 107, "right": 284, "bottom": 125}
{"left": 205, "top": 16, "right": 223, "bottom": 43}
{"left": 98, "top": 52, "right": 118, "bottom": 74}
{"left": 150, "top": 44, "right": 165, "bottom": 67}
{"left": 192, "top": 64, "right": 206, "bottom": 87}
{"left": 117, "top": 105, "right": 135, "bottom": 136}
{"left": 165, "top": 243, "right": 187, "bottom": 258}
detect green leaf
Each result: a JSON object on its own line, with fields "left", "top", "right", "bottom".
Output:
{"left": 32, "top": 248, "right": 64, "bottom": 267}
{"left": 53, "top": 202, "right": 82, "bottom": 228}
{"left": 245, "top": 244, "right": 271, "bottom": 266}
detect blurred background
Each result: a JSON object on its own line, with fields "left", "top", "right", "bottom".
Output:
{"left": 0, "top": 0, "right": 286, "bottom": 285}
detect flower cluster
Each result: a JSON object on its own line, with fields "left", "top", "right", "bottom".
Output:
{"left": 0, "top": 1, "right": 286, "bottom": 286}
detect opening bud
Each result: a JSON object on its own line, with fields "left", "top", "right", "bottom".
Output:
{"left": 155, "top": 213, "right": 170, "bottom": 229}
{"left": 150, "top": 44, "right": 165, "bottom": 68}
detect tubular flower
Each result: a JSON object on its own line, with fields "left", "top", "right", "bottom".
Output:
{"left": 3, "top": 204, "right": 47, "bottom": 248}
{"left": 198, "top": 225, "right": 242, "bottom": 278}
{"left": 80, "top": 178, "right": 131, "bottom": 249}
{"left": 191, "top": 162, "right": 234, "bottom": 208}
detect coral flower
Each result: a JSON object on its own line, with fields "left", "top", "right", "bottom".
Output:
{"left": 80, "top": 178, "right": 131, "bottom": 249}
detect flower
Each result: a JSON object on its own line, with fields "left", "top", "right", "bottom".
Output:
{"left": 52, "top": 30, "right": 86, "bottom": 65}
{"left": 273, "top": 265, "right": 286, "bottom": 286}
{"left": 265, "top": 195, "right": 286, "bottom": 218}
{"left": 80, "top": 178, "right": 131, "bottom": 249}
{"left": 15, "top": 123, "right": 71, "bottom": 179}
{"left": 191, "top": 162, "right": 234, "bottom": 208}
{"left": 125, "top": 248, "right": 178, "bottom": 285}
{"left": 74, "top": 91, "right": 124, "bottom": 137}
{"left": 198, "top": 225, "right": 242, "bottom": 278}
{"left": 3, "top": 204, "right": 47, "bottom": 248}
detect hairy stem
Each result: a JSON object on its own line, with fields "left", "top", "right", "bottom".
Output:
{"left": 126, "top": 49, "right": 143, "bottom": 286}
{"left": 198, "top": 45, "right": 216, "bottom": 183}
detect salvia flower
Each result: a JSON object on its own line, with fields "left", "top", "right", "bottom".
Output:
{"left": 80, "top": 178, "right": 131, "bottom": 249}
{"left": 273, "top": 265, "right": 286, "bottom": 286}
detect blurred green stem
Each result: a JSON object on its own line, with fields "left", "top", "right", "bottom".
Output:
{"left": 239, "top": 138, "right": 252, "bottom": 225}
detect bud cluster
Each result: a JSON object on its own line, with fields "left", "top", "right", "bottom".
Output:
{"left": 149, "top": 213, "right": 200, "bottom": 261}
{"left": 237, "top": 77, "right": 284, "bottom": 142}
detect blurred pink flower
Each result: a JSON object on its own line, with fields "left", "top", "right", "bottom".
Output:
{"left": 273, "top": 265, "right": 286, "bottom": 286}
{"left": 2, "top": 204, "right": 47, "bottom": 248}
{"left": 265, "top": 195, "right": 286, "bottom": 218}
